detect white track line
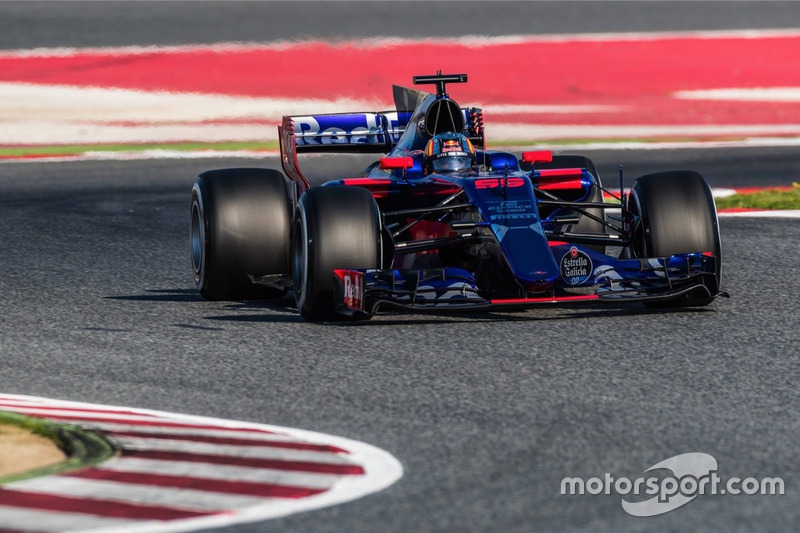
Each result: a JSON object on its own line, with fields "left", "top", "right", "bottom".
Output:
{"left": 676, "top": 87, "right": 800, "bottom": 102}
{"left": 0, "top": 82, "right": 380, "bottom": 121}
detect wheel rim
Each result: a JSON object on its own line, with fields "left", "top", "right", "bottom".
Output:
{"left": 190, "top": 196, "right": 204, "bottom": 284}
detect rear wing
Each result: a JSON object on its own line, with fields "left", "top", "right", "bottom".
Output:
{"left": 279, "top": 108, "right": 484, "bottom": 189}
{"left": 284, "top": 111, "right": 409, "bottom": 152}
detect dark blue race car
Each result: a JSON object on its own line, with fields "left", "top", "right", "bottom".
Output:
{"left": 190, "top": 73, "right": 725, "bottom": 321}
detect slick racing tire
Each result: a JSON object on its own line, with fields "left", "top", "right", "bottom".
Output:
{"left": 536, "top": 155, "right": 606, "bottom": 254}
{"left": 628, "top": 170, "right": 721, "bottom": 307}
{"left": 191, "top": 168, "right": 291, "bottom": 300}
{"left": 292, "top": 186, "right": 382, "bottom": 321}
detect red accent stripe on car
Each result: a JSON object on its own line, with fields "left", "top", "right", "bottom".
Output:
{"left": 537, "top": 168, "right": 583, "bottom": 177}
{"left": 340, "top": 178, "right": 393, "bottom": 186}
{"left": 491, "top": 295, "right": 600, "bottom": 304}
{"left": 537, "top": 179, "right": 585, "bottom": 190}
{"left": 522, "top": 150, "right": 553, "bottom": 163}
{"left": 339, "top": 179, "right": 394, "bottom": 199}
{"left": 475, "top": 177, "right": 526, "bottom": 189}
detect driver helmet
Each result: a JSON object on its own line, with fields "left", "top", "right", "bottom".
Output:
{"left": 424, "top": 132, "right": 476, "bottom": 174}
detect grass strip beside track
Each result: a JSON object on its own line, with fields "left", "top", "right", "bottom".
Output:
{"left": 0, "top": 136, "right": 767, "bottom": 158}
{"left": 3, "top": 142, "right": 799, "bottom": 210}
{"left": 0, "top": 141, "right": 278, "bottom": 158}
{"left": 0, "top": 411, "right": 117, "bottom": 485}
{"left": 715, "top": 183, "right": 800, "bottom": 210}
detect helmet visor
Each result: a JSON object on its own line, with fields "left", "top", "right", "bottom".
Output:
{"left": 431, "top": 153, "right": 473, "bottom": 173}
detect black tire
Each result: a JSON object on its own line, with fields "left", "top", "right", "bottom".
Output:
{"left": 292, "top": 186, "right": 382, "bottom": 321}
{"left": 191, "top": 168, "right": 291, "bottom": 300}
{"left": 628, "top": 170, "right": 721, "bottom": 306}
{"left": 535, "top": 155, "right": 606, "bottom": 254}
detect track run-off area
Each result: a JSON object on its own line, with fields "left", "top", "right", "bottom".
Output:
{"left": 2, "top": 2, "right": 800, "bottom": 531}
{"left": 0, "top": 394, "right": 401, "bottom": 533}
{"left": 3, "top": 30, "right": 800, "bottom": 146}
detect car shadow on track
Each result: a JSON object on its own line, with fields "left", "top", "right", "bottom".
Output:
{"left": 106, "top": 290, "right": 717, "bottom": 326}
{"left": 106, "top": 289, "right": 204, "bottom": 302}
{"left": 105, "top": 289, "right": 305, "bottom": 323}
{"left": 202, "top": 298, "right": 304, "bottom": 324}
{"left": 203, "top": 300, "right": 716, "bottom": 326}
{"left": 332, "top": 305, "right": 716, "bottom": 327}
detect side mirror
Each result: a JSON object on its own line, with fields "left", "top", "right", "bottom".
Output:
{"left": 379, "top": 157, "right": 414, "bottom": 170}
{"left": 522, "top": 150, "right": 553, "bottom": 164}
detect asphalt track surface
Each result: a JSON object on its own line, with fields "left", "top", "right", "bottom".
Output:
{"left": 2, "top": 2, "right": 800, "bottom": 532}
{"left": 4, "top": 1, "right": 800, "bottom": 48}
{"left": 2, "top": 148, "right": 799, "bottom": 532}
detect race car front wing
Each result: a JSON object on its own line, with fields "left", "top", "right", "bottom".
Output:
{"left": 332, "top": 253, "right": 721, "bottom": 316}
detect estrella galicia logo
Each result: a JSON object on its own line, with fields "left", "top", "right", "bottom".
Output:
{"left": 560, "top": 246, "right": 592, "bottom": 285}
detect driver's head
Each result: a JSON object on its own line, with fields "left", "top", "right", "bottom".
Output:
{"left": 424, "top": 132, "right": 476, "bottom": 174}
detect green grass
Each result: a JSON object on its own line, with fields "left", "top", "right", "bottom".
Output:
{"left": 0, "top": 136, "right": 768, "bottom": 157}
{"left": 0, "top": 411, "right": 117, "bottom": 485}
{"left": 3, "top": 141, "right": 798, "bottom": 210}
{"left": 0, "top": 411, "right": 60, "bottom": 440}
{"left": 0, "top": 141, "right": 278, "bottom": 157}
{"left": 715, "top": 183, "right": 800, "bottom": 210}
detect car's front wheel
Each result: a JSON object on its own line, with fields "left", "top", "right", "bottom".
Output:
{"left": 627, "top": 170, "right": 721, "bottom": 306}
{"left": 292, "top": 186, "right": 382, "bottom": 321}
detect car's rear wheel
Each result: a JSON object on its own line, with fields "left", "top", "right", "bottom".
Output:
{"left": 627, "top": 170, "right": 721, "bottom": 306}
{"left": 191, "top": 168, "right": 291, "bottom": 300}
{"left": 292, "top": 186, "right": 382, "bottom": 321}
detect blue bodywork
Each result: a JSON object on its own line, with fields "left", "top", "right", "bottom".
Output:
{"left": 279, "top": 79, "right": 720, "bottom": 315}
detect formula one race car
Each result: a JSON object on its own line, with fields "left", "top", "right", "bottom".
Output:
{"left": 190, "top": 73, "right": 725, "bottom": 321}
